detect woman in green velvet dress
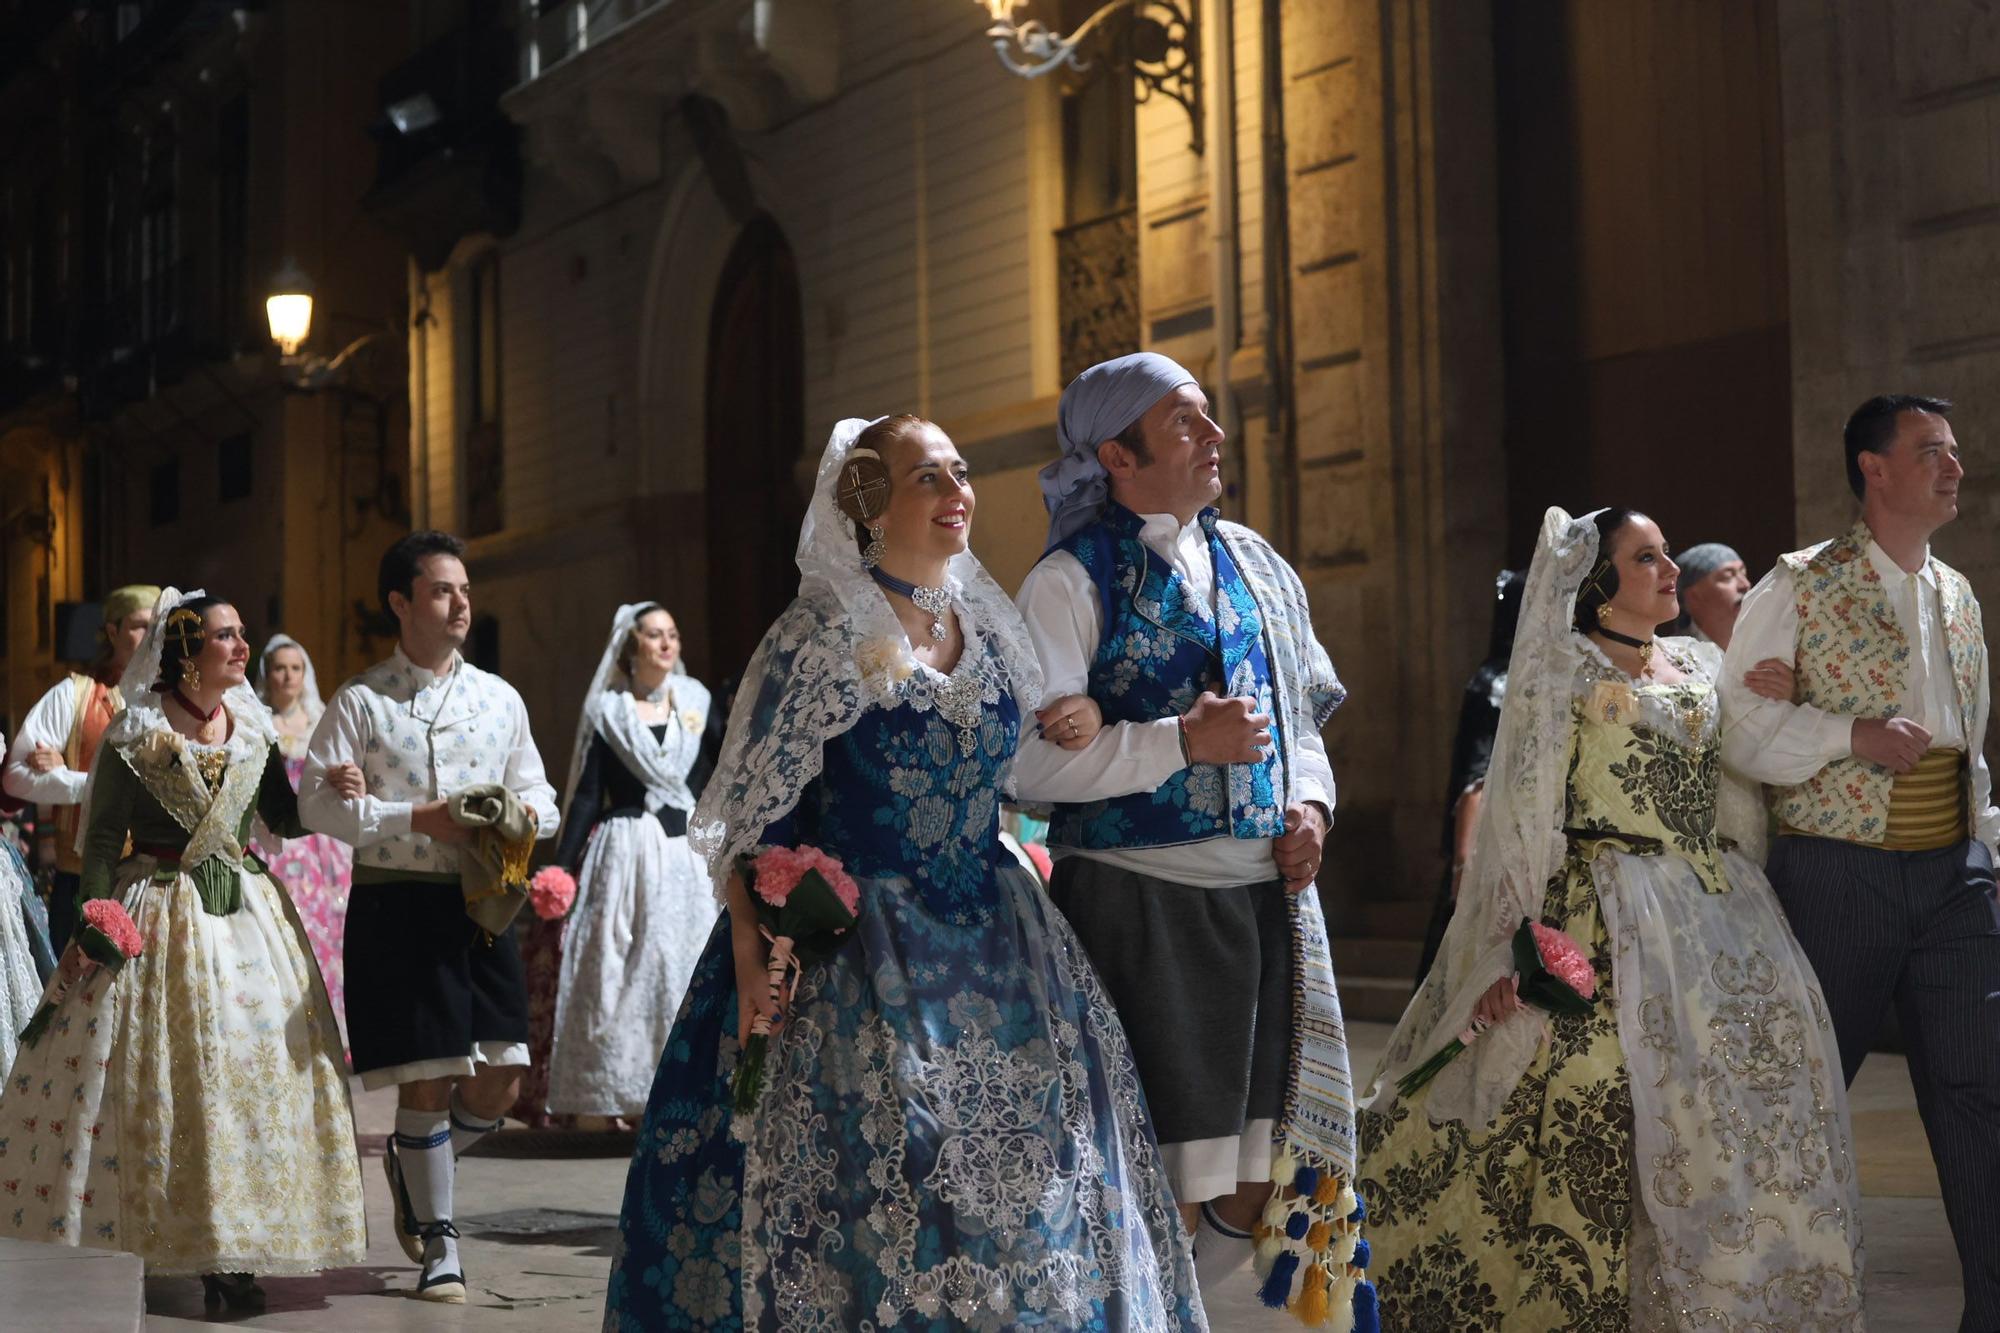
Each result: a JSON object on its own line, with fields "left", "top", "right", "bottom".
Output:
{"left": 1358, "top": 509, "right": 1864, "bottom": 1332}
{"left": 0, "top": 591, "right": 365, "bottom": 1310}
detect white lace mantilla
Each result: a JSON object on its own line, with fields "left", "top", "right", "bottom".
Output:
{"left": 690, "top": 418, "right": 1042, "bottom": 901}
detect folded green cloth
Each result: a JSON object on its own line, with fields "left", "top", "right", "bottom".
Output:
{"left": 450, "top": 783, "right": 537, "bottom": 938}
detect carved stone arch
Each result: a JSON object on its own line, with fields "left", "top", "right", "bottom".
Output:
{"left": 633, "top": 140, "right": 803, "bottom": 497}
{"left": 634, "top": 126, "right": 808, "bottom": 682}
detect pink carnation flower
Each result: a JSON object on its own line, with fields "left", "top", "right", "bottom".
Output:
{"left": 750, "top": 845, "right": 861, "bottom": 914}
{"left": 78, "top": 900, "right": 142, "bottom": 959}
{"left": 529, "top": 866, "right": 578, "bottom": 921}
{"left": 1529, "top": 921, "right": 1596, "bottom": 999}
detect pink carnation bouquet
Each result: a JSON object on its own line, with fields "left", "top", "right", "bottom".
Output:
{"left": 528, "top": 865, "right": 577, "bottom": 921}
{"left": 20, "top": 898, "right": 144, "bottom": 1048}
{"left": 1395, "top": 917, "right": 1597, "bottom": 1100}
{"left": 731, "top": 844, "right": 862, "bottom": 1117}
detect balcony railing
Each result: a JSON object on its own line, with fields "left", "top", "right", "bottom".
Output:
{"left": 1055, "top": 206, "right": 1139, "bottom": 385}
{"left": 517, "top": 0, "right": 668, "bottom": 83}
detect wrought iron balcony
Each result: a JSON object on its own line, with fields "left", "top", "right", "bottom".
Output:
{"left": 1056, "top": 206, "right": 1139, "bottom": 385}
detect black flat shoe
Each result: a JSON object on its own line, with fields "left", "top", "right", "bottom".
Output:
{"left": 414, "top": 1220, "right": 466, "bottom": 1305}
{"left": 200, "top": 1272, "right": 266, "bottom": 1312}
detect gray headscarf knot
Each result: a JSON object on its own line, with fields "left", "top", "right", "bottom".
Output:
{"left": 1037, "top": 352, "right": 1197, "bottom": 548}
{"left": 1676, "top": 542, "right": 1742, "bottom": 594}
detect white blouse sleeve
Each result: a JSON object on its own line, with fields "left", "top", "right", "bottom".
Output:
{"left": 1718, "top": 565, "right": 1857, "bottom": 786}
{"left": 1007, "top": 551, "right": 1184, "bottom": 806}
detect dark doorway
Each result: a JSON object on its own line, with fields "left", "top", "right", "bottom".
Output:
{"left": 704, "top": 214, "right": 805, "bottom": 682}
{"left": 1493, "top": 2, "right": 1794, "bottom": 579}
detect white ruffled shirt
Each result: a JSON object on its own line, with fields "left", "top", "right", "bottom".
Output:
{"left": 298, "top": 645, "right": 558, "bottom": 873}
{"left": 1013, "top": 510, "right": 1335, "bottom": 889}
{"left": 1720, "top": 539, "right": 1998, "bottom": 853}
{"left": 2, "top": 677, "right": 100, "bottom": 806}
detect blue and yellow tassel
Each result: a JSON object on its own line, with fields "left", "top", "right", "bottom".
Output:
{"left": 1252, "top": 1147, "right": 1378, "bottom": 1329}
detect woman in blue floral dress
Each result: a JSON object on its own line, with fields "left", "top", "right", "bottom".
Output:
{"left": 605, "top": 415, "right": 1205, "bottom": 1331}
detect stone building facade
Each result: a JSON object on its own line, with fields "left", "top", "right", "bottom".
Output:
{"left": 0, "top": 1, "right": 415, "bottom": 733}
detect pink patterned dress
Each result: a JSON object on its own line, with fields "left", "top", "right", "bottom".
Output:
{"left": 263, "top": 731, "right": 353, "bottom": 1050}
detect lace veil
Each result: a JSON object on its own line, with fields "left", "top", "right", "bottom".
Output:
{"left": 75, "top": 587, "right": 273, "bottom": 853}
{"left": 256, "top": 632, "right": 325, "bottom": 724}
{"left": 687, "top": 418, "right": 1044, "bottom": 899}
{"left": 1365, "top": 506, "right": 1603, "bottom": 1127}
{"left": 561, "top": 601, "right": 702, "bottom": 821}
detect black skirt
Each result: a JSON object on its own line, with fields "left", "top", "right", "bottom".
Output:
{"left": 343, "top": 878, "right": 530, "bottom": 1077}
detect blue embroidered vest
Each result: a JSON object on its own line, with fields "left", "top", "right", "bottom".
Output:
{"left": 1044, "top": 503, "right": 1288, "bottom": 850}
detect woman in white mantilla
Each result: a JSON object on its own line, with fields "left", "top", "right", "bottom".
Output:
{"left": 605, "top": 414, "right": 1204, "bottom": 1330}
{"left": 0, "top": 591, "right": 366, "bottom": 1310}
{"left": 255, "top": 633, "right": 354, "bottom": 1051}
{"left": 546, "top": 602, "right": 718, "bottom": 1121}
{"left": 1357, "top": 507, "right": 1863, "bottom": 1331}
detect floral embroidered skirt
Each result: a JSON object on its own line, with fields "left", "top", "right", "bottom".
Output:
{"left": 1358, "top": 856, "right": 1637, "bottom": 1332}
{"left": 548, "top": 816, "right": 718, "bottom": 1117}
{"left": 603, "top": 864, "right": 1206, "bottom": 1331}
{"left": 1359, "top": 845, "right": 1865, "bottom": 1332}
{"left": 0, "top": 864, "right": 366, "bottom": 1274}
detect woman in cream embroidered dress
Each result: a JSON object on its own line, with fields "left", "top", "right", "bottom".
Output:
{"left": 1358, "top": 508, "right": 1863, "bottom": 1332}
{"left": 0, "top": 592, "right": 366, "bottom": 1308}
{"left": 255, "top": 634, "right": 354, "bottom": 1051}
{"left": 605, "top": 415, "right": 1203, "bottom": 1331}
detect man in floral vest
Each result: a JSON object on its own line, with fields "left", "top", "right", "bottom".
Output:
{"left": 1721, "top": 394, "right": 2000, "bottom": 1332}
{"left": 300, "top": 530, "right": 559, "bottom": 1305}
{"left": 1015, "top": 353, "right": 1370, "bottom": 1320}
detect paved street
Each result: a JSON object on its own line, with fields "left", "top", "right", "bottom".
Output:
{"left": 0, "top": 1021, "right": 1965, "bottom": 1330}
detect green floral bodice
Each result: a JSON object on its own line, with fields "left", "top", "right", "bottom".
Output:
{"left": 1564, "top": 662, "right": 1731, "bottom": 895}
{"left": 81, "top": 724, "right": 303, "bottom": 915}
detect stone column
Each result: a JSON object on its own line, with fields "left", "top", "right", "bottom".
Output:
{"left": 1779, "top": 0, "right": 2000, "bottom": 593}
{"left": 1275, "top": 0, "right": 1506, "bottom": 1015}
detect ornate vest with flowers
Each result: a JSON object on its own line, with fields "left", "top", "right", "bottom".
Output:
{"left": 1044, "top": 503, "right": 1288, "bottom": 850}
{"left": 1772, "top": 521, "right": 1986, "bottom": 844}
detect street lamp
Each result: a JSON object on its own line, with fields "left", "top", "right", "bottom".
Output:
{"left": 973, "top": 0, "right": 1200, "bottom": 152}
{"left": 259, "top": 262, "right": 410, "bottom": 532}
{"left": 265, "top": 260, "right": 314, "bottom": 357}
{"left": 263, "top": 263, "right": 402, "bottom": 394}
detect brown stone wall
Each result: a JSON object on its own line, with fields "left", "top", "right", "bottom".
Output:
{"left": 1494, "top": 0, "right": 1794, "bottom": 576}
{"left": 1779, "top": 0, "right": 2000, "bottom": 612}
{"left": 1276, "top": 0, "right": 1507, "bottom": 1003}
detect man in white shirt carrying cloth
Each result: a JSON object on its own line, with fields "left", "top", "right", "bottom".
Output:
{"left": 1014, "top": 353, "right": 1371, "bottom": 1320}
{"left": 1720, "top": 394, "right": 2000, "bottom": 1333}
{"left": 300, "top": 530, "right": 558, "bottom": 1304}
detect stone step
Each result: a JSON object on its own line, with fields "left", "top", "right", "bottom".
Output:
{"left": 0, "top": 1238, "right": 142, "bottom": 1331}
{"left": 1349, "top": 899, "right": 1431, "bottom": 939}
{"left": 1337, "top": 973, "right": 1416, "bottom": 1024}
{"left": 1333, "top": 935, "right": 1423, "bottom": 979}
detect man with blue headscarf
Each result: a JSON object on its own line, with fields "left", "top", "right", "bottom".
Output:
{"left": 1014, "top": 354, "right": 1373, "bottom": 1319}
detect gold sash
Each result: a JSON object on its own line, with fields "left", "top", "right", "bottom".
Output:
{"left": 1784, "top": 747, "right": 1967, "bottom": 851}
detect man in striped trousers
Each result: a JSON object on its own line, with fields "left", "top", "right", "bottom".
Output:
{"left": 1720, "top": 393, "right": 2000, "bottom": 1333}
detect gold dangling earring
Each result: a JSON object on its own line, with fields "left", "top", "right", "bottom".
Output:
{"left": 862, "top": 522, "right": 887, "bottom": 570}
{"left": 181, "top": 658, "right": 202, "bottom": 691}
{"left": 1595, "top": 602, "right": 1614, "bottom": 627}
